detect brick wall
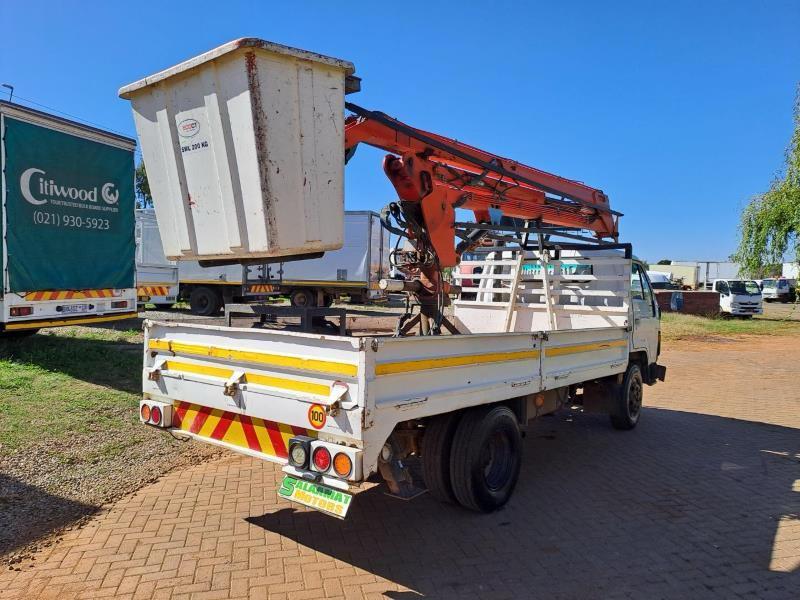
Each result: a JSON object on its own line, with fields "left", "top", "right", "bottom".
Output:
{"left": 655, "top": 290, "right": 720, "bottom": 316}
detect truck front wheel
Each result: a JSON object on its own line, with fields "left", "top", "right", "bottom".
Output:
{"left": 449, "top": 405, "right": 522, "bottom": 512}
{"left": 189, "top": 287, "right": 221, "bottom": 316}
{"left": 609, "top": 363, "right": 643, "bottom": 430}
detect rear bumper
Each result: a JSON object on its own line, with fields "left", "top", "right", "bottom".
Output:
{"left": 2, "top": 311, "right": 138, "bottom": 331}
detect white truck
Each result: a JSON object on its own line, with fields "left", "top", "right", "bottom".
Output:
{"left": 138, "top": 247, "right": 664, "bottom": 515}
{"left": 135, "top": 209, "right": 178, "bottom": 308}
{"left": 176, "top": 211, "right": 389, "bottom": 315}
{"left": 122, "top": 39, "right": 665, "bottom": 516}
{"left": 760, "top": 278, "right": 796, "bottom": 303}
{"left": 711, "top": 279, "right": 763, "bottom": 317}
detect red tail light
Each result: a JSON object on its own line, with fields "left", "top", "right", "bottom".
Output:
{"left": 10, "top": 307, "right": 33, "bottom": 317}
{"left": 111, "top": 300, "right": 128, "bottom": 309}
{"left": 312, "top": 446, "right": 331, "bottom": 472}
{"left": 150, "top": 406, "right": 162, "bottom": 426}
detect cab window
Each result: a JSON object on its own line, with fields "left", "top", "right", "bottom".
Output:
{"left": 631, "top": 264, "right": 655, "bottom": 317}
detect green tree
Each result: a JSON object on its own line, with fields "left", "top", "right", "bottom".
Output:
{"left": 656, "top": 259, "right": 672, "bottom": 265}
{"left": 135, "top": 161, "right": 153, "bottom": 208}
{"left": 734, "top": 88, "right": 800, "bottom": 277}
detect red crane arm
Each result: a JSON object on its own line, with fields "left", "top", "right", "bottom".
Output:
{"left": 344, "top": 104, "right": 619, "bottom": 268}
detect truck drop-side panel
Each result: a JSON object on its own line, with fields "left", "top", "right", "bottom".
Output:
{"left": 143, "top": 320, "right": 633, "bottom": 484}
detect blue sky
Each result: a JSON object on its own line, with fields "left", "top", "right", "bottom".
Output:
{"left": 2, "top": 0, "right": 798, "bottom": 262}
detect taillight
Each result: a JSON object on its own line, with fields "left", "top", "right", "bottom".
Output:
{"left": 333, "top": 452, "right": 352, "bottom": 477}
{"left": 312, "top": 446, "right": 331, "bottom": 472}
{"left": 111, "top": 300, "right": 128, "bottom": 309}
{"left": 10, "top": 307, "right": 33, "bottom": 317}
{"left": 139, "top": 401, "right": 171, "bottom": 428}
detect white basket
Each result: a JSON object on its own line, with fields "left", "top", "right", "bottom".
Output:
{"left": 120, "top": 39, "right": 357, "bottom": 262}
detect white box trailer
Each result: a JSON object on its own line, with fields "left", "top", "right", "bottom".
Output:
{"left": 173, "top": 211, "right": 389, "bottom": 315}
{"left": 119, "top": 38, "right": 358, "bottom": 263}
{"left": 245, "top": 211, "right": 389, "bottom": 306}
{"left": 135, "top": 209, "right": 178, "bottom": 307}
{"left": 1, "top": 101, "right": 137, "bottom": 334}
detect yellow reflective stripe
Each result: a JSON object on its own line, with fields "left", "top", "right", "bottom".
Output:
{"left": 161, "top": 360, "right": 330, "bottom": 397}
{"left": 544, "top": 339, "right": 628, "bottom": 357}
{"left": 150, "top": 339, "right": 357, "bottom": 377}
{"left": 4, "top": 312, "right": 137, "bottom": 330}
{"left": 375, "top": 349, "right": 541, "bottom": 376}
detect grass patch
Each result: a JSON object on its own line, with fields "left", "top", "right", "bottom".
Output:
{"left": 0, "top": 328, "right": 141, "bottom": 451}
{"left": 661, "top": 312, "right": 800, "bottom": 341}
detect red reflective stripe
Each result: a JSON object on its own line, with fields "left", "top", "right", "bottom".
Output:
{"left": 189, "top": 405, "right": 213, "bottom": 434}
{"left": 265, "top": 421, "right": 288, "bottom": 458}
{"left": 210, "top": 411, "right": 234, "bottom": 440}
{"left": 239, "top": 415, "right": 262, "bottom": 452}
{"left": 290, "top": 425, "right": 308, "bottom": 437}
{"left": 173, "top": 402, "right": 190, "bottom": 428}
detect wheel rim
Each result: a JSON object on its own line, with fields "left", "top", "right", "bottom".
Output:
{"left": 628, "top": 375, "right": 643, "bottom": 419}
{"left": 294, "top": 293, "right": 309, "bottom": 307}
{"left": 481, "top": 430, "right": 514, "bottom": 491}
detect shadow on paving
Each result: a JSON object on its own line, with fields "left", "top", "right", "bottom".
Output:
{"left": 0, "top": 475, "right": 98, "bottom": 559}
{"left": 249, "top": 407, "right": 799, "bottom": 599}
{"left": 0, "top": 332, "right": 142, "bottom": 394}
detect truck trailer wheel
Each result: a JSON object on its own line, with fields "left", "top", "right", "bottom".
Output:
{"left": 449, "top": 405, "right": 522, "bottom": 512}
{"left": 289, "top": 289, "right": 316, "bottom": 308}
{"left": 421, "top": 412, "right": 462, "bottom": 503}
{"left": 189, "top": 287, "right": 221, "bottom": 316}
{"left": 609, "top": 363, "right": 643, "bottom": 430}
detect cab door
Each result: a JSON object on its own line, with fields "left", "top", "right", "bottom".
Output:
{"left": 630, "top": 262, "right": 659, "bottom": 363}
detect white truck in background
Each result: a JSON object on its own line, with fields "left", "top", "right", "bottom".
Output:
{"left": 760, "top": 278, "right": 796, "bottom": 303}
{"left": 177, "top": 211, "right": 389, "bottom": 315}
{"left": 135, "top": 209, "right": 178, "bottom": 308}
{"left": 711, "top": 279, "right": 763, "bottom": 317}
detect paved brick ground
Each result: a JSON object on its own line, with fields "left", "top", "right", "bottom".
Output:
{"left": 2, "top": 334, "right": 798, "bottom": 599}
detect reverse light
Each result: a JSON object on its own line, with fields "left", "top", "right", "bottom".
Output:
{"left": 10, "top": 307, "right": 33, "bottom": 317}
{"left": 288, "top": 437, "right": 312, "bottom": 469}
{"left": 312, "top": 446, "right": 331, "bottom": 472}
{"left": 333, "top": 452, "right": 352, "bottom": 477}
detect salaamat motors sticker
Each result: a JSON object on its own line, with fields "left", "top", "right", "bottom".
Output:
{"left": 278, "top": 476, "right": 353, "bottom": 518}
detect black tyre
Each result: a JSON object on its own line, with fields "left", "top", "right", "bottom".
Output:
{"left": 289, "top": 289, "right": 316, "bottom": 308}
{"left": 189, "top": 287, "right": 221, "bottom": 316}
{"left": 609, "top": 363, "right": 644, "bottom": 430}
{"left": 449, "top": 405, "right": 522, "bottom": 512}
{"left": 421, "top": 412, "right": 462, "bottom": 503}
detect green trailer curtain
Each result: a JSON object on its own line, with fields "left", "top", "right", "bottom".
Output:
{"left": 4, "top": 117, "right": 135, "bottom": 292}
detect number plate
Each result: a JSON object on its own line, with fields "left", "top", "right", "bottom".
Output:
{"left": 61, "top": 304, "right": 91, "bottom": 314}
{"left": 278, "top": 475, "right": 353, "bottom": 519}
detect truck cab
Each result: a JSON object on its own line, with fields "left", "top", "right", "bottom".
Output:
{"left": 760, "top": 278, "right": 796, "bottom": 303}
{"left": 711, "top": 279, "right": 762, "bottom": 317}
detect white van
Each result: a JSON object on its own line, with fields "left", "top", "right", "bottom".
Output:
{"left": 711, "top": 279, "right": 763, "bottom": 317}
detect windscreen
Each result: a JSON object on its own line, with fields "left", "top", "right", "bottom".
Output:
{"left": 729, "top": 281, "right": 760, "bottom": 295}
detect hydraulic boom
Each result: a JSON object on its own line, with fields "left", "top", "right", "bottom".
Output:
{"left": 344, "top": 104, "right": 621, "bottom": 332}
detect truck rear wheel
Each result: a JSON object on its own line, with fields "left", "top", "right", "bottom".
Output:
{"left": 449, "top": 405, "right": 522, "bottom": 512}
{"left": 421, "top": 412, "right": 462, "bottom": 503}
{"left": 609, "top": 363, "right": 643, "bottom": 430}
{"left": 189, "top": 287, "right": 221, "bottom": 316}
